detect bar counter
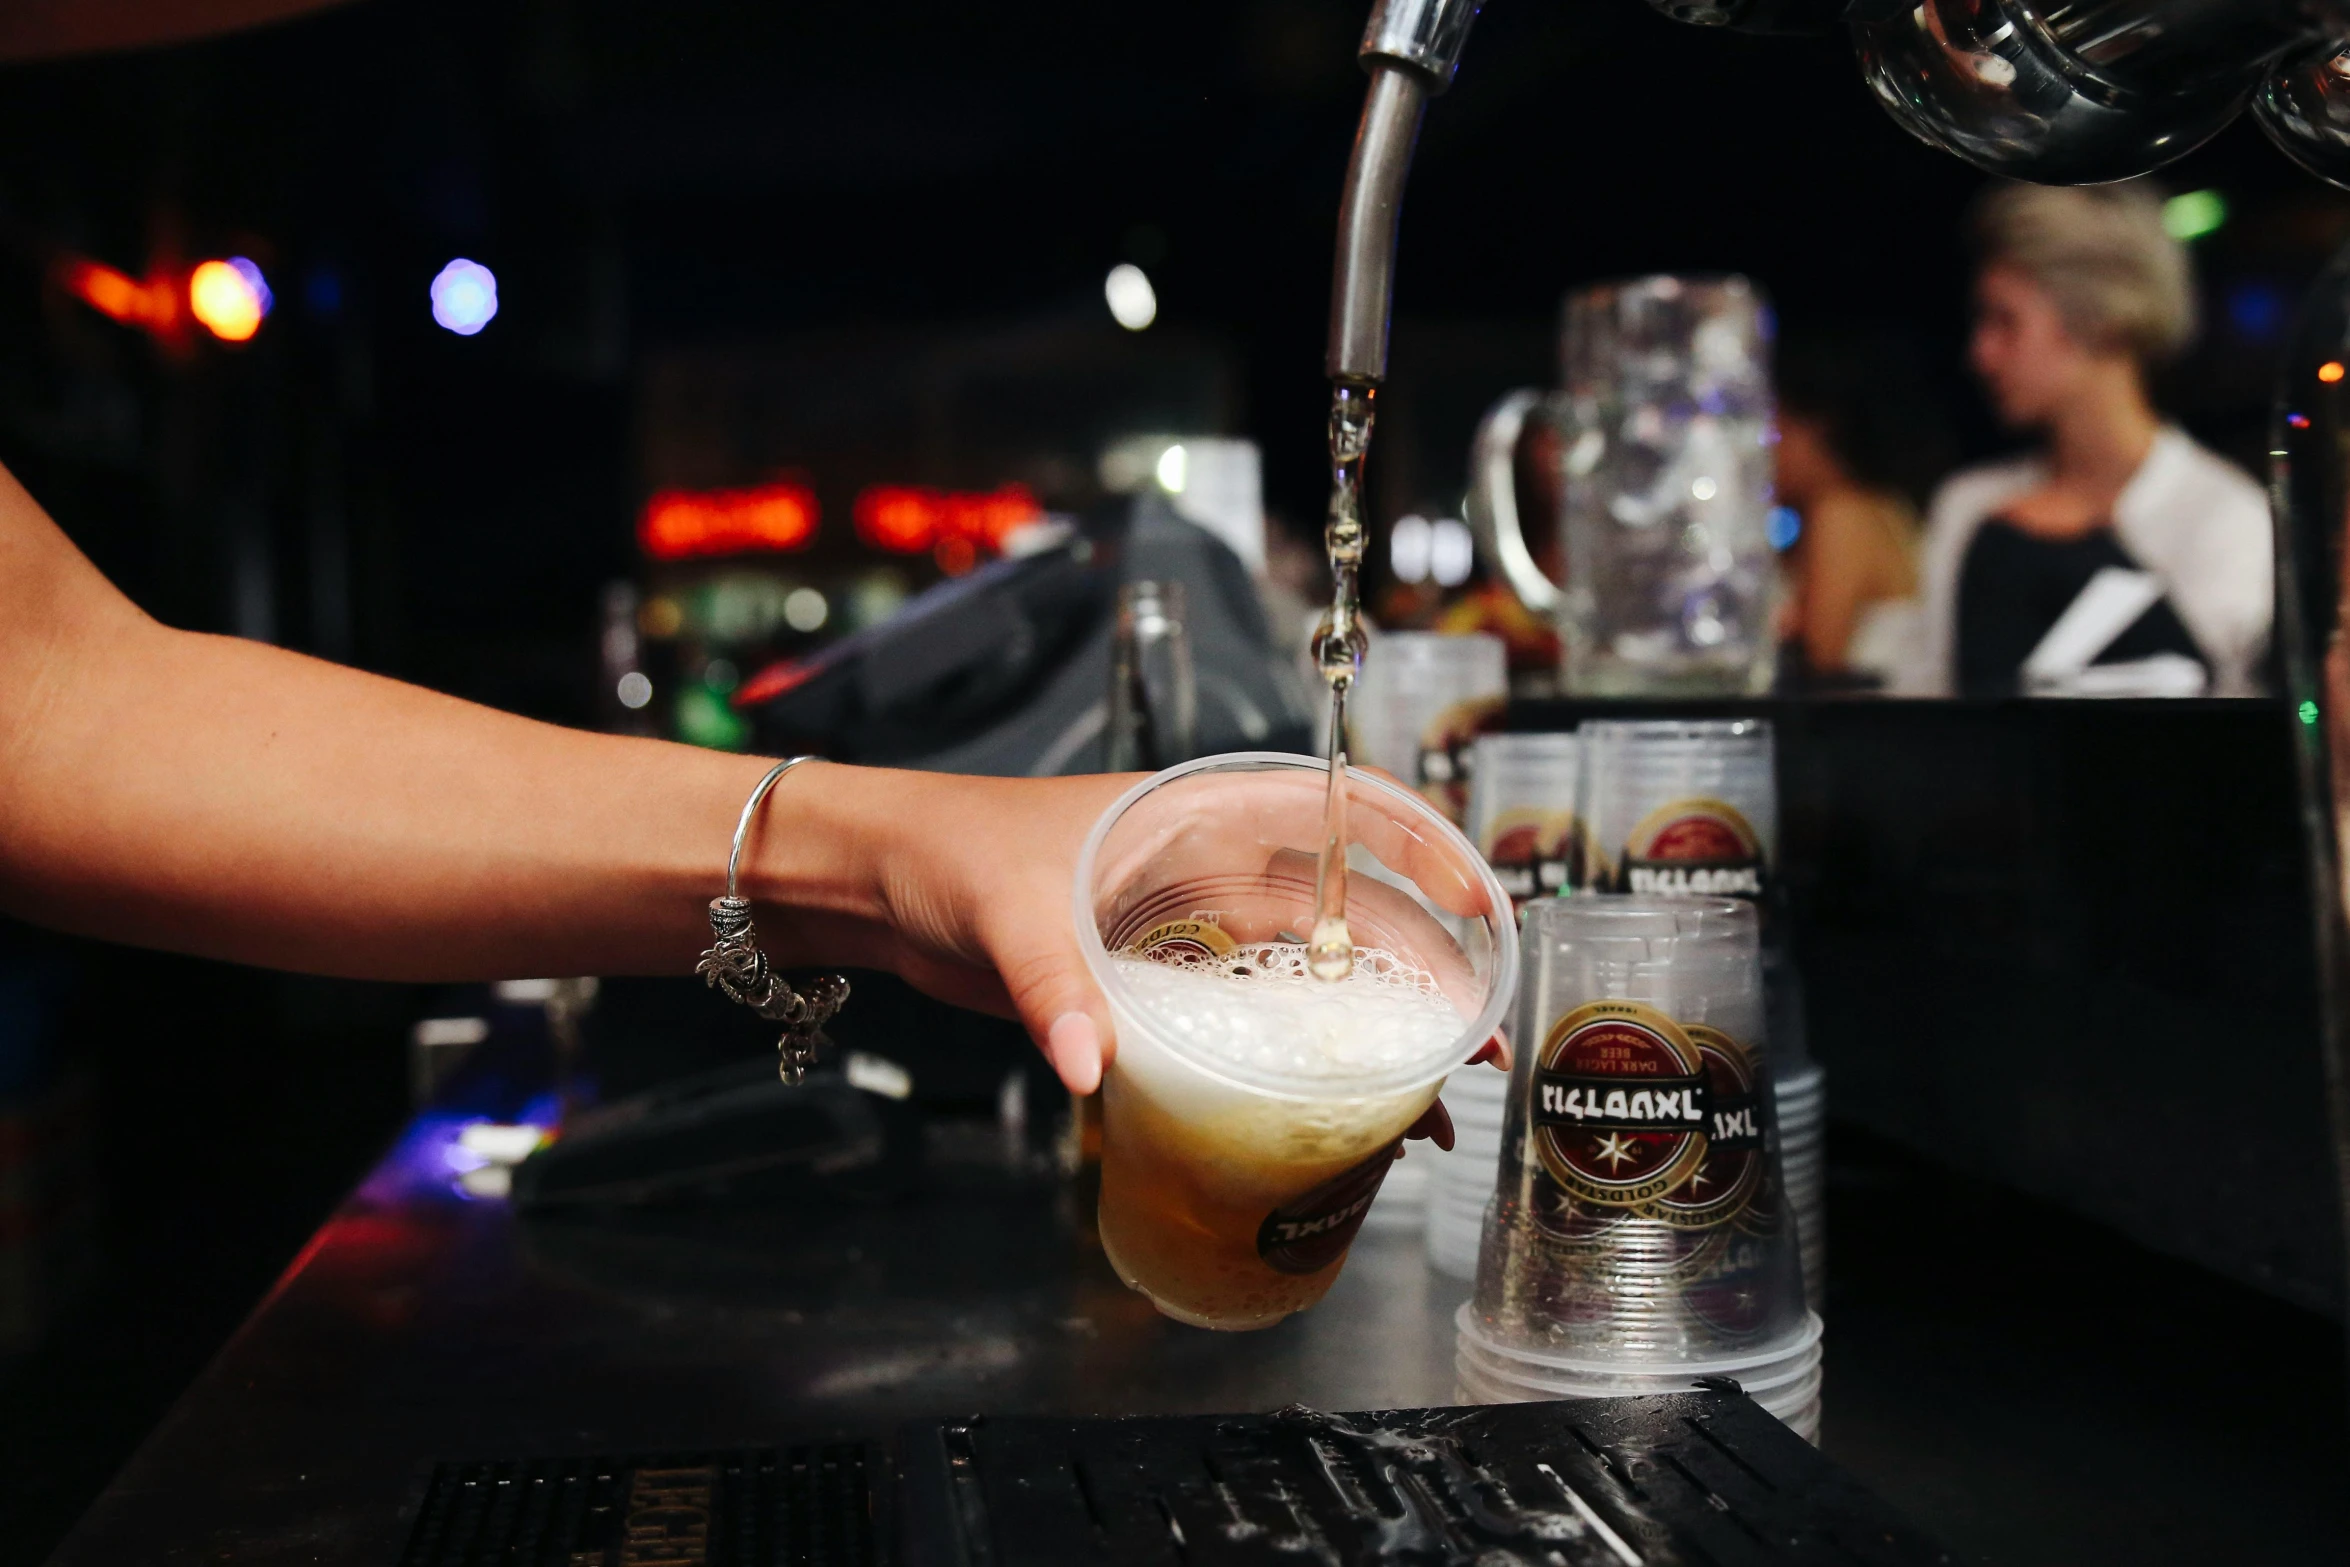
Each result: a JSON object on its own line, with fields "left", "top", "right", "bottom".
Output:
{"left": 42, "top": 1081, "right": 2349, "bottom": 1567}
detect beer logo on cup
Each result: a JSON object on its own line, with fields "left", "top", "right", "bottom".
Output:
{"left": 1413, "top": 697, "right": 1506, "bottom": 824}
{"left": 1256, "top": 1144, "right": 1398, "bottom": 1275}
{"left": 1479, "top": 809, "right": 1584, "bottom": 909}
{"left": 1531, "top": 1001, "right": 1709, "bottom": 1220}
{"left": 1119, "top": 917, "right": 1236, "bottom": 963}
{"left": 1641, "top": 1024, "right": 1765, "bottom": 1231}
{"left": 1615, "top": 797, "right": 1765, "bottom": 899}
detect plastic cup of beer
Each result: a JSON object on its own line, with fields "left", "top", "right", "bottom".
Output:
{"left": 1073, "top": 753, "right": 1519, "bottom": 1330}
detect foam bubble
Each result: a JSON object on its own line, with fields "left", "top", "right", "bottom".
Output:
{"left": 1109, "top": 942, "right": 1467, "bottom": 1082}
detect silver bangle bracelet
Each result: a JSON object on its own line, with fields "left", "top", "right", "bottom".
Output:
{"left": 694, "top": 756, "right": 851, "bottom": 1084}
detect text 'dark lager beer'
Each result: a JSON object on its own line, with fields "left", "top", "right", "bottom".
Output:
{"left": 1074, "top": 755, "right": 1519, "bottom": 1331}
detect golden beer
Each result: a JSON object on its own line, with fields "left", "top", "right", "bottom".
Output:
{"left": 1096, "top": 1051, "right": 1438, "bottom": 1330}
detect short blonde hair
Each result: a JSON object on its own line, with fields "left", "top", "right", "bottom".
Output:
{"left": 1971, "top": 182, "right": 2197, "bottom": 363}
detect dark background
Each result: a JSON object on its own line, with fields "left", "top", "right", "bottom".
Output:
{"left": 1, "top": 3, "right": 2346, "bottom": 1563}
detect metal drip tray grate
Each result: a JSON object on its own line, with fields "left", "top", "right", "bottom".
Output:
{"left": 399, "top": 1444, "right": 877, "bottom": 1567}
{"left": 896, "top": 1394, "right": 1953, "bottom": 1566}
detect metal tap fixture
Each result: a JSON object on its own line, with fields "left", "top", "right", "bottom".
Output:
{"left": 1105, "top": 580, "right": 1199, "bottom": 774}
{"left": 1326, "top": 0, "right": 1484, "bottom": 389}
{"left": 1325, "top": 0, "right": 2350, "bottom": 415}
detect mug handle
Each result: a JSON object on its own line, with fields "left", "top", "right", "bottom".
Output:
{"left": 1465, "top": 387, "right": 1563, "bottom": 615}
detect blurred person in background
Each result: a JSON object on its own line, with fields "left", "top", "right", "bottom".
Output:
{"left": 1773, "top": 329, "right": 1955, "bottom": 690}
{"left": 1917, "top": 182, "right": 2271, "bottom": 698}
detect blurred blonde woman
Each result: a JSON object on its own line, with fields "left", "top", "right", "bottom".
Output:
{"left": 1918, "top": 183, "right": 2272, "bottom": 697}
{"left": 1774, "top": 330, "right": 1954, "bottom": 688}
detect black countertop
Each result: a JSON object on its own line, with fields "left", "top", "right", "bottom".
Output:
{"left": 42, "top": 1105, "right": 2350, "bottom": 1567}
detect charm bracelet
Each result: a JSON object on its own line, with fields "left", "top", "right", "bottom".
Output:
{"left": 694, "top": 756, "right": 850, "bottom": 1083}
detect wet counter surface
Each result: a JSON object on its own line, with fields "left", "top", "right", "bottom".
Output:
{"left": 43, "top": 1112, "right": 2350, "bottom": 1567}
{"left": 43, "top": 1115, "right": 1475, "bottom": 1566}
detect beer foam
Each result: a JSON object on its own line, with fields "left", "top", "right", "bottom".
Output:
{"left": 1109, "top": 943, "right": 1467, "bottom": 1083}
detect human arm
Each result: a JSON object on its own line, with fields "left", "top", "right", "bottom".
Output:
{"left": 1792, "top": 495, "right": 1899, "bottom": 675}
{"left": 0, "top": 461, "right": 1133, "bottom": 1087}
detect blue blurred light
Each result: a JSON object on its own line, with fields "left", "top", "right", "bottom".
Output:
{"left": 227, "top": 257, "right": 274, "bottom": 320}
{"left": 1767, "top": 505, "right": 1801, "bottom": 551}
{"left": 2227, "top": 282, "right": 2285, "bottom": 340}
{"left": 431, "top": 258, "right": 498, "bottom": 336}
{"left": 304, "top": 267, "right": 344, "bottom": 317}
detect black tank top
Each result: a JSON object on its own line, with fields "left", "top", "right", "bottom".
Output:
{"left": 1955, "top": 520, "right": 2205, "bottom": 698}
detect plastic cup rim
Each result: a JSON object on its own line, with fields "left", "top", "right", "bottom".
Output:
{"left": 1072, "top": 752, "right": 1520, "bottom": 1103}
{"left": 1473, "top": 731, "right": 1583, "bottom": 760}
{"left": 1457, "top": 1336, "right": 1822, "bottom": 1396}
{"left": 1453, "top": 1352, "right": 1824, "bottom": 1410}
{"left": 1578, "top": 717, "right": 1773, "bottom": 742}
{"left": 1454, "top": 1360, "right": 1824, "bottom": 1420}
{"left": 1455, "top": 1302, "right": 1823, "bottom": 1376}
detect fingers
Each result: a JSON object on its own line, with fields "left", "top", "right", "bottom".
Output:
{"left": 1468, "top": 1032, "right": 1513, "bottom": 1072}
{"left": 1047, "top": 1013, "right": 1105, "bottom": 1096}
{"left": 989, "top": 917, "right": 1116, "bottom": 1095}
{"left": 1405, "top": 1096, "right": 1456, "bottom": 1150}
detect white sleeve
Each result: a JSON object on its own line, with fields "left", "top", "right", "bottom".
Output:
{"left": 2164, "top": 466, "right": 2275, "bottom": 697}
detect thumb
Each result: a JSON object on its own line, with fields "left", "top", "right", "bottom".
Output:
{"left": 995, "top": 926, "right": 1116, "bottom": 1096}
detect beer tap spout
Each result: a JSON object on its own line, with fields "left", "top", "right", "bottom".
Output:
{"left": 1326, "top": 0, "right": 1484, "bottom": 386}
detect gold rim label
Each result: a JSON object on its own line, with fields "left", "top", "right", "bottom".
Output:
{"left": 1615, "top": 796, "right": 1764, "bottom": 898}
{"left": 1637, "top": 1023, "right": 1765, "bottom": 1231}
{"left": 1122, "top": 917, "right": 1236, "bottom": 962}
{"left": 1531, "top": 1000, "right": 1709, "bottom": 1214}
{"left": 1479, "top": 808, "right": 1585, "bottom": 906}
{"left": 1413, "top": 696, "right": 1506, "bottom": 823}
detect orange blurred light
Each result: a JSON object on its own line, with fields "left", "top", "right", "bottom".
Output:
{"left": 934, "top": 536, "right": 977, "bottom": 575}
{"left": 854, "top": 483, "right": 1043, "bottom": 555}
{"left": 2323, "top": 361, "right": 2346, "bottom": 384}
{"left": 188, "top": 259, "right": 263, "bottom": 342}
{"left": 59, "top": 257, "right": 178, "bottom": 333}
{"left": 638, "top": 483, "right": 820, "bottom": 561}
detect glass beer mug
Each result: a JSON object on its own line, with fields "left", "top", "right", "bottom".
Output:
{"left": 1468, "top": 275, "right": 1780, "bottom": 697}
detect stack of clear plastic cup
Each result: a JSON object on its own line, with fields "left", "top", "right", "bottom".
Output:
{"left": 1422, "top": 1063, "right": 1512, "bottom": 1277}
{"left": 1425, "top": 732, "right": 1584, "bottom": 1271}
{"left": 1576, "top": 718, "right": 1776, "bottom": 904}
{"left": 1463, "top": 731, "right": 1585, "bottom": 911}
{"left": 1347, "top": 632, "right": 1507, "bottom": 1237}
{"left": 1580, "top": 718, "right": 1806, "bottom": 1073}
{"left": 1459, "top": 895, "right": 1823, "bottom": 1440}
{"left": 1348, "top": 631, "right": 1509, "bottom": 826}
{"left": 1775, "top": 1061, "right": 1827, "bottom": 1312}
{"left": 1455, "top": 1311, "right": 1824, "bottom": 1443}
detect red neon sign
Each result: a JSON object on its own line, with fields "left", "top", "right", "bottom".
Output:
{"left": 639, "top": 483, "right": 819, "bottom": 561}
{"left": 852, "top": 484, "right": 1043, "bottom": 556}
